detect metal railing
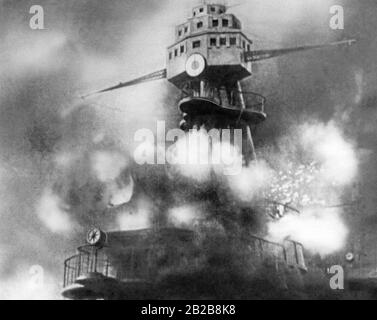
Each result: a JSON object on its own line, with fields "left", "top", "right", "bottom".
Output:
{"left": 240, "top": 91, "right": 266, "bottom": 114}
{"left": 180, "top": 84, "right": 266, "bottom": 115}
{"left": 63, "top": 247, "right": 113, "bottom": 288}
{"left": 247, "top": 235, "right": 285, "bottom": 263}
{"left": 247, "top": 235, "right": 307, "bottom": 271}
{"left": 64, "top": 232, "right": 305, "bottom": 288}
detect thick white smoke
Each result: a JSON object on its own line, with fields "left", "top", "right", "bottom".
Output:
{"left": 300, "top": 121, "right": 358, "bottom": 186}
{"left": 268, "top": 207, "right": 348, "bottom": 255}
{"left": 267, "top": 121, "right": 358, "bottom": 255}
{"left": 168, "top": 205, "right": 201, "bottom": 227}
{"left": 227, "top": 161, "right": 273, "bottom": 202}
{"left": 0, "top": 266, "right": 60, "bottom": 300}
{"left": 36, "top": 189, "right": 75, "bottom": 235}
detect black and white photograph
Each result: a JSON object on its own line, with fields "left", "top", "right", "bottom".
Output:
{"left": 0, "top": 0, "right": 376, "bottom": 305}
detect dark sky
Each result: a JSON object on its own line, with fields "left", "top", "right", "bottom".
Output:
{"left": 0, "top": 0, "right": 376, "bottom": 298}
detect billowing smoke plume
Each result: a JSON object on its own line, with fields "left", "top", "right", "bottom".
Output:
{"left": 299, "top": 121, "right": 357, "bottom": 186}
{"left": 36, "top": 189, "right": 75, "bottom": 234}
{"left": 266, "top": 121, "right": 358, "bottom": 255}
{"left": 268, "top": 207, "right": 348, "bottom": 255}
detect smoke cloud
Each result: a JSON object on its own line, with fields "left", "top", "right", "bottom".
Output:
{"left": 265, "top": 121, "right": 358, "bottom": 255}
{"left": 36, "top": 189, "right": 75, "bottom": 234}
{"left": 300, "top": 121, "right": 357, "bottom": 185}
{"left": 268, "top": 207, "right": 348, "bottom": 255}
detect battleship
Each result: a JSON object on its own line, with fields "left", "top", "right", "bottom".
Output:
{"left": 61, "top": 3, "right": 357, "bottom": 300}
